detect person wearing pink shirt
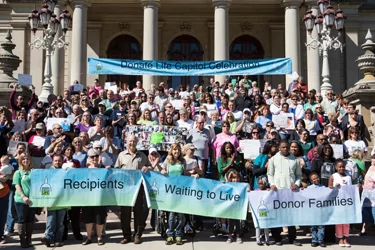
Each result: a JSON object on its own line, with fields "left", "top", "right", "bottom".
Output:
{"left": 88, "top": 79, "right": 103, "bottom": 99}
{"left": 212, "top": 121, "right": 239, "bottom": 162}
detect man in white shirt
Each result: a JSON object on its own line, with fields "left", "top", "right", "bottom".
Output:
{"left": 320, "top": 90, "right": 338, "bottom": 115}
{"left": 139, "top": 93, "right": 159, "bottom": 121}
{"left": 154, "top": 86, "right": 168, "bottom": 111}
{"left": 176, "top": 107, "right": 194, "bottom": 130}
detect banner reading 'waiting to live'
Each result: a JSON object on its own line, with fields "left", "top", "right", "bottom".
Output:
{"left": 88, "top": 58, "right": 292, "bottom": 76}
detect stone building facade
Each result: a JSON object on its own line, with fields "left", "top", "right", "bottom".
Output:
{"left": 0, "top": 0, "right": 374, "bottom": 95}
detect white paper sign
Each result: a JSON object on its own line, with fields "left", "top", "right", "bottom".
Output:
{"left": 11, "top": 120, "right": 26, "bottom": 133}
{"left": 46, "top": 118, "right": 71, "bottom": 131}
{"left": 18, "top": 74, "right": 32, "bottom": 87}
{"left": 272, "top": 113, "right": 295, "bottom": 130}
{"left": 7, "top": 140, "right": 28, "bottom": 155}
{"left": 32, "top": 136, "right": 46, "bottom": 147}
{"left": 331, "top": 144, "right": 344, "bottom": 159}
{"left": 104, "top": 82, "right": 115, "bottom": 89}
{"left": 170, "top": 100, "right": 184, "bottom": 110}
{"left": 73, "top": 84, "right": 84, "bottom": 92}
{"left": 291, "top": 71, "right": 299, "bottom": 81}
{"left": 240, "top": 140, "right": 261, "bottom": 159}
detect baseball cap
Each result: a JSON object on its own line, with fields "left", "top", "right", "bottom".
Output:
{"left": 131, "top": 100, "right": 138, "bottom": 105}
{"left": 149, "top": 147, "right": 158, "bottom": 155}
{"left": 92, "top": 141, "right": 102, "bottom": 149}
{"left": 98, "top": 101, "right": 106, "bottom": 106}
{"left": 270, "top": 129, "right": 278, "bottom": 134}
{"left": 88, "top": 148, "right": 100, "bottom": 157}
{"left": 36, "top": 123, "right": 44, "bottom": 129}
{"left": 168, "top": 88, "right": 174, "bottom": 94}
{"left": 183, "top": 143, "right": 197, "bottom": 151}
{"left": 243, "top": 108, "right": 251, "bottom": 114}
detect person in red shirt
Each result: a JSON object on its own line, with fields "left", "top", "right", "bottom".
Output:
{"left": 9, "top": 84, "right": 36, "bottom": 119}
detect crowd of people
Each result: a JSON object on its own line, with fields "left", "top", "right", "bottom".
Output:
{"left": 0, "top": 75, "right": 373, "bottom": 248}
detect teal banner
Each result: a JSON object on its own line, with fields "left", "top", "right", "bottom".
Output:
{"left": 30, "top": 169, "right": 143, "bottom": 207}
{"left": 29, "top": 169, "right": 249, "bottom": 220}
{"left": 143, "top": 171, "right": 249, "bottom": 220}
{"left": 88, "top": 58, "right": 292, "bottom": 76}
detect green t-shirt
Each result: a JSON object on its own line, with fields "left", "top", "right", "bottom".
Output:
{"left": 166, "top": 163, "right": 184, "bottom": 176}
{"left": 217, "top": 156, "right": 241, "bottom": 182}
{"left": 12, "top": 170, "right": 31, "bottom": 204}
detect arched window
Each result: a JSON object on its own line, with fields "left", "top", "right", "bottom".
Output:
{"left": 106, "top": 35, "right": 142, "bottom": 87}
{"left": 230, "top": 35, "right": 264, "bottom": 60}
{"left": 230, "top": 35, "right": 265, "bottom": 87}
{"left": 167, "top": 35, "right": 204, "bottom": 88}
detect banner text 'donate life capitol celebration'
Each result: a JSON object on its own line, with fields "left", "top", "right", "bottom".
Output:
{"left": 30, "top": 169, "right": 249, "bottom": 220}
{"left": 88, "top": 58, "right": 292, "bottom": 76}
{"left": 249, "top": 186, "right": 361, "bottom": 228}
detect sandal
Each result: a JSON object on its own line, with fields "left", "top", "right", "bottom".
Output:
{"left": 98, "top": 239, "right": 104, "bottom": 246}
{"left": 82, "top": 239, "right": 92, "bottom": 245}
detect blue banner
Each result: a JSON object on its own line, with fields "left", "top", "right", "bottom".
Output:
{"left": 249, "top": 186, "right": 361, "bottom": 228}
{"left": 143, "top": 171, "right": 249, "bottom": 220}
{"left": 88, "top": 58, "right": 292, "bottom": 76}
{"left": 30, "top": 169, "right": 143, "bottom": 207}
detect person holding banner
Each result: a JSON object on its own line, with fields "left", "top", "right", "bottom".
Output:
{"left": 13, "top": 153, "right": 36, "bottom": 248}
{"left": 217, "top": 142, "right": 242, "bottom": 183}
{"left": 267, "top": 140, "right": 302, "bottom": 246}
{"left": 81, "top": 149, "right": 107, "bottom": 246}
{"left": 161, "top": 143, "right": 187, "bottom": 245}
{"left": 328, "top": 159, "right": 356, "bottom": 247}
{"left": 115, "top": 135, "right": 151, "bottom": 245}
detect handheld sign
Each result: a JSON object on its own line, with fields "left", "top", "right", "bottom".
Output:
{"left": 18, "top": 74, "right": 32, "bottom": 87}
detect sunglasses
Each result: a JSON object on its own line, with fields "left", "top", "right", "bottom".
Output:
{"left": 166, "top": 106, "right": 172, "bottom": 108}
{"left": 227, "top": 116, "right": 234, "bottom": 118}
{"left": 266, "top": 125, "right": 273, "bottom": 127}
{"left": 90, "top": 155, "right": 99, "bottom": 159}
{"left": 252, "top": 132, "right": 259, "bottom": 134}
{"left": 54, "top": 127, "right": 62, "bottom": 130}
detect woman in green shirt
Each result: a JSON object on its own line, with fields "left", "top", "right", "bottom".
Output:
{"left": 13, "top": 153, "right": 37, "bottom": 248}
{"left": 137, "top": 109, "right": 158, "bottom": 125}
{"left": 217, "top": 142, "right": 241, "bottom": 182}
{"left": 161, "top": 144, "right": 187, "bottom": 245}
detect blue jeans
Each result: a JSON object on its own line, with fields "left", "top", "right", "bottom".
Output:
{"left": 5, "top": 190, "right": 16, "bottom": 233}
{"left": 14, "top": 202, "right": 37, "bottom": 224}
{"left": 167, "top": 212, "right": 185, "bottom": 238}
{"left": 46, "top": 209, "right": 67, "bottom": 243}
{"left": 0, "top": 193, "right": 10, "bottom": 238}
{"left": 311, "top": 226, "right": 325, "bottom": 243}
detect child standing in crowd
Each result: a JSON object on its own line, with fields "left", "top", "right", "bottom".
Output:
{"left": 225, "top": 169, "right": 244, "bottom": 244}
{"left": 308, "top": 172, "right": 326, "bottom": 248}
{"left": 328, "top": 159, "right": 353, "bottom": 247}
{"left": 161, "top": 144, "right": 186, "bottom": 246}
{"left": 254, "top": 178, "right": 270, "bottom": 246}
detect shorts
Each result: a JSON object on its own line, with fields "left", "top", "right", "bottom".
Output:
{"left": 82, "top": 206, "right": 107, "bottom": 225}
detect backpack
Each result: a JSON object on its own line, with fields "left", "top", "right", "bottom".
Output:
{"left": 345, "top": 158, "right": 359, "bottom": 182}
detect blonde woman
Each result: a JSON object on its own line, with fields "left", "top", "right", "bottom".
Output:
{"left": 88, "top": 116, "right": 104, "bottom": 142}
{"left": 13, "top": 153, "right": 36, "bottom": 248}
{"left": 75, "top": 112, "right": 92, "bottom": 133}
{"left": 161, "top": 144, "right": 187, "bottom": 245}
{"left": 79, "top": 132, "right": 91, "bottom": 153}
{"left": 182, "top": 143, "right": 204, "bottom": 178}
{"left": 137, "top": 109, "right": 158, "bottom": 125}
{"left": 72, "top": 137, "right": 88, "bottom": 168}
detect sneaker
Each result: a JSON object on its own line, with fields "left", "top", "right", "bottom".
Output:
{"left": 226, "top": 236, "right": 233, "bottom": 243}
{"left": 236, "top": 237, "right": 243, "bottom": 244}
{"left": 257, "top": 241, "right": 263, "bottom": 246}
{"left": 3, "top": 231, "right": 14, "bottom": 237}
{"left": 166, "top": 237, "right": 175, "bottom": 245}
{"left": 0, "top": 237, "right": 6, "bottom": 244}
{"left": 176, "top": 237, "right": 183, "bottom": 245}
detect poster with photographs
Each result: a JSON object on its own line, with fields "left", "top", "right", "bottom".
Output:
{"left": 125, "top": 125, "right": 188, "bottom": 151}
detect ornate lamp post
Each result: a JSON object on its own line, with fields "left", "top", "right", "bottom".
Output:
{"left": 303, "top": 0, "right": 346, "bottom": 94}
{"left": 28, "top": 0, "right": 72, "bottom": 103}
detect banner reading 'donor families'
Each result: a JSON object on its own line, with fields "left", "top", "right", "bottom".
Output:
{"left": 143, "top": 171, "right": 249, "bottom": 220}
{"left": 249, "top": 186, "right": 361, "bottom": 228}
{"left": 30, "top": 169, "right": 143, "bottom": 207}
{"left": 88, "top": 58, "right": 292, "bottom": 76}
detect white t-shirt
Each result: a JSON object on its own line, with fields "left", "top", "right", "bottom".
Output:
{"left": 176, "top": 119, "right": 194, "bottom": 130}
{"left": 184, "top": 156, "right": 203, "bottom": 171}
{"left": 344, "top": 140, "right": 367, "bottom": 155}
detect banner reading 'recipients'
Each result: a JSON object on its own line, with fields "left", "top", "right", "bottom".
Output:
{"left": 249, "top": 186, "right": 361, "bottom": 228}
{"left": 88, "top": 58, "right": 292, "bottom": 76}
{"left": 143, "top": 171, "right": 249, "bottom": 220}
{"left": 30, "top": 169, "right": 249, "bottom": 220}
{"left": 30, "top": 169, "right": 143, "bottom": 207}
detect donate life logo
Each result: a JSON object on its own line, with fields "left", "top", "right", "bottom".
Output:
{"left": 40, "top": 176, "right": 52, "bottom": 196}
{"left": 258, "top": 197, "right": 269, "bottom": 218}
{"left": 96, "top": 62, "right": 103, "bottom": 71}
{"left": 149, "top": 179, "right": 159, "bottom": 199}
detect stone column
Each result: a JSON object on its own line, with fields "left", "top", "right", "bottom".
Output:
{"left": 52, "top": 1, "right": 65, "bottom": 95}
{"left": 213, "top": 0, "right": 231, "bottom": 85}
{"left": 142, "top": 0, "right": 159, "bottom": 91}
{"left": 70, "top": 0, "right": 92, "bottom": 87}
{"left": 283, "top": 0, "right": 303, "bottom": 84}
{"left": 305, "top": 2, "right": 321, "bottom": 92}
